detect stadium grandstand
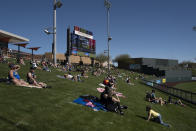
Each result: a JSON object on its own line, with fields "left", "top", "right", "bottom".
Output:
{"left": 117, "top": 58, "right": 192, "bottom": 82}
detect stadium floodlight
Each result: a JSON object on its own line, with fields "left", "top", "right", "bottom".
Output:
{"left": 108, "top": 37, "right": 112, "bottom": 41}
{"left": 55, "top": 1, "right": 63, "bottom": 8}
{"left": 104, "top": 0, "right": 111, "bottom": 9}
{"left": 44, "top": 28, "right": 56, "bottom": 35}
{"left": 43, "top": 0, "right": 62, "bottom": 66}
{"left": 44, "top": 29, "right": 51, "bottom": 35}
{"left": 104, "top": 0, "right": 112, "bottom": 73}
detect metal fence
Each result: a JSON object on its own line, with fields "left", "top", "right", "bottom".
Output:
{"left": 141, "top": 79, "right": 196, "bottom": 105}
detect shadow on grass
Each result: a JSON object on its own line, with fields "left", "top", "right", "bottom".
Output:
{"left": 0, "top": 78, "right": 8, "bottom": 82}
{"left": 136, "top": 115, "right": 146, "bottom": 120}
{"left": 0, "top": 116, "right": 28, "bottom": 131}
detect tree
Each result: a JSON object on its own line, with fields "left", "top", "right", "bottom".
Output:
{"left": 113, "top": 54, "right": 131, "bottom": 63}
{"left": 95, "top": 53, "right": 108, "bottom": 64}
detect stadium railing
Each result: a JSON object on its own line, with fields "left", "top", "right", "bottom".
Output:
{"left": 141, "top": 79, "right": 196, "bottom": 105}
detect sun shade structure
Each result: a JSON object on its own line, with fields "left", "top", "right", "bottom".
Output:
{"left": 0, "top": 29, "right": 29, "bottom": 43}
{"left": 27, "top": 47, "right": 41, "bottom": 61}
{"left": 13, "top": 43, "right": 29, "bottom": 63}
{"left": 0, "top": 29, "right": 29, "bottom": 57}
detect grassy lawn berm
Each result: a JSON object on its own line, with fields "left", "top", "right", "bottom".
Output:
{"left": 0, "top": 63, "right": 196, "bottom": 131}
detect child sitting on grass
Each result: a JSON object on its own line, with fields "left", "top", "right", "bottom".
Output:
{"left": 27, "top": 67, "right": 48, "bottom": 88}
{"left": 146, "top": 105, "right": 170, "bottom": 127}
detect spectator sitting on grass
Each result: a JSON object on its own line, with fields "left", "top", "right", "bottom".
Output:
{"left": 81, "top": 70, "right": 88, "bottom": 78}
{"left": 42, "top": 61, "right": 51, "bottom": 72}
{"left": 8, "top": 64, "right": 44, "bottom": 88}
{"left": 146, "top": 91, "right": 152, "bottom": 102}
{"left": 8, "top": 64, "right": 29, "bottom": 86}
{"left": 100, "top": 86, "right": 111, "bottom": 105}
{"left": 19, "top": 57, "right": 25, "bottom": 65}
{"left": 27, "top": 67, "right": 48, "bottom": 88}
{"left": 146, "top": 105, "right": 170, "bottom": 127}
{"left": 105, "top": 88, "right": 127, "bottom": 115}
{"left": 168, "top": 96, "right": 185, "bottom": 106}
{"left": 150, "top": 90, "right": 166, "bottom": 106}
{"left": 43, "top": 65, "right": 51, "bottom": 72}
{"left": 103, "top": 78, "right": 109, "bottom": 86}
{"left": 126, "top": 76, "right": 135, "bottom": 85}
{"left": 31, "top": 60, "right": 38, "bottom": 68}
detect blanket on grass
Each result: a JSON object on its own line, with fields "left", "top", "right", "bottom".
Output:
{"left": 56, "top": 75, "right": 65, "bottom": 79}
{"left": 73, "top": 95, "right": 107, "bottom": 111}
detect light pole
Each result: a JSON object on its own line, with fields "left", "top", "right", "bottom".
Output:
{"left": 44, "top": 1, "right": 62, "bottom": 65}
{"left": 53, "top": 0, "right": 62, "bottom": 65}
{"left": 104, "top": 0, "right": 112, "bottom": 73}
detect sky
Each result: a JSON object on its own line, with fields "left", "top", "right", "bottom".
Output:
{"left": 1, "top": 0, "right": 196, "bottom": 62}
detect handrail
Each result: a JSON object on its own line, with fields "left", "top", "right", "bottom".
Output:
{"left": 141, "top": 79, "right": 196, "bottom": 105}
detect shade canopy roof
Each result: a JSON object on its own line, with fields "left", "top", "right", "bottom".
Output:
{"left": 0, "top": 29, "right": 29, "bottom": 43}
{"left": 13, "top": 43, "right": 28, "bottom": 48}
{"left": 28, "top": 47, "right": 41, "bottom": 51}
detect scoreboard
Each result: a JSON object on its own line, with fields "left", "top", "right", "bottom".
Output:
{"left": 70, "top": 26, "right": 96, "bottom": 57}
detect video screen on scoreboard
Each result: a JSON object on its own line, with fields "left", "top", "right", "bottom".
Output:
{"left": 71, "top": 33, "right": 96, "bottom": 54}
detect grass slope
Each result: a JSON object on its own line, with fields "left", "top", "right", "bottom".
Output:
{"left": 0, "top": 63, "right": 196, "bottom": 131}
{"left": 175, "top": 82, "right": 196, "bottom": 93}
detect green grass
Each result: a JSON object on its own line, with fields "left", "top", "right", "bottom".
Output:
{"left": 0, "top": 62, "right": 196, "bottom": 131}
{"left": 175, "top": 82, "right": 196, "bottom": 93}
{"left": 192, "top": 69, "right": 196, "bottom": 77}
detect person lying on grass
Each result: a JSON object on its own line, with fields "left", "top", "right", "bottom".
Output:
{"left": 27, "top": 67, "right": 48, "bottom": 88}
{"left": 64, "top": 73, "right": 81, "bottom": 82}
{"left": 168, "top": 96, "right": 185, "bottom": 107}
{"left": 146, "top": 105, "right": 170, "bottom": 127}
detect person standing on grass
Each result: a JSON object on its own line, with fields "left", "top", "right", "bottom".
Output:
{"left": 146, "top": 105, "right": 170, "bottom": 127}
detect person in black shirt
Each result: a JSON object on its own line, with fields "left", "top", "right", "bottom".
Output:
{"left": 27, "top": 67, "right": 47, "bottom": 88}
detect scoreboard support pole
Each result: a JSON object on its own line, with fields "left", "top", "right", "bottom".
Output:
{"left": 66, "top": 27, "right": 71, "bottom": 64}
